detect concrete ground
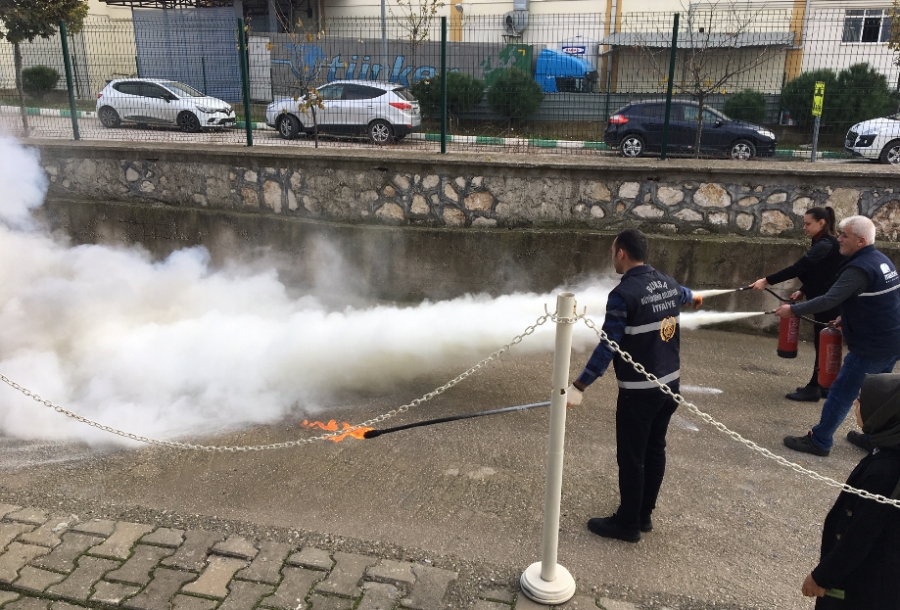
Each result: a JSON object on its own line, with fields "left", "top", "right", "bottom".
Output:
{"left": 0, "top": 327, "right": 869, "bottom": 610}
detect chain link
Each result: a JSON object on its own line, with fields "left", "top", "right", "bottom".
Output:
{"left": 0, "top": 313, "right": 551, "bottom": 452}
{"left": 580, "top": 315, "right": 900, "bottom": 509}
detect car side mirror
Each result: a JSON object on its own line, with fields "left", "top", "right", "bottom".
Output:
{"left": 714, "top": 119, "right": 723, "bottom": 127}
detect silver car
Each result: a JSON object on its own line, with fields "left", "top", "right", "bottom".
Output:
{"left": 96, "top": 78, "right": 235, "bottom": 132}
{"left": 266, "top": 80, "right": 421, "bottom": 144}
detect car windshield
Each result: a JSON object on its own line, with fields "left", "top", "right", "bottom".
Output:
{"left": 160, "top": 81, "right": 205, "bottom": 98}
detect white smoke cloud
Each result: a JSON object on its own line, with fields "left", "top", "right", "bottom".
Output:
{"left": 0, "top": 138, "right": 620, "bottom": 447}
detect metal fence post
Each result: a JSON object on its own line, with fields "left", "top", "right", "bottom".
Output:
{"left": 201, "top": 57, "right": 208, "bottom": 94}
{"left": 58, "top": 20, "right": 80, "bottom": 141}
{"left": 660, "top": 13, "right": 679, "bottom": 161}
{"left": 520, "top": 292, "right": 577, "bottom": 606}
{"left": 237, "top": 18, "right": 254, "bottom": 146}
{"left": 440, "top": 16, "right": 447, "bottom": 154}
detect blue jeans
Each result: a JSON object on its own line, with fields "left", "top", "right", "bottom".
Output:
{"left": 810, "top": 351, "right": 899, "bottom": 450}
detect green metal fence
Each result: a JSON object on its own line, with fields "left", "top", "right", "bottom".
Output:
{"left": 0, "top": 8, "right": 898, "bottom": 160}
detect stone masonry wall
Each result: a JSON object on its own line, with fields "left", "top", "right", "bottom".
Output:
{"left": 34, "top": 142, "right": 900, "bottom": 240}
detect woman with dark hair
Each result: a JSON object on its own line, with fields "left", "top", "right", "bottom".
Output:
{"left": 801, "top": 372, "right": 900, "bottom": 609}
{"left": 750, "top": 206, "right": 843, "bottom": 402}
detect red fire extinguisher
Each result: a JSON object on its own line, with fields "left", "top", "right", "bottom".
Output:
{"left": 818, "top": 326, "right": 843, "bottom": 388}
{"left": 777, "top": 316, "right": 800, "bottom": 358}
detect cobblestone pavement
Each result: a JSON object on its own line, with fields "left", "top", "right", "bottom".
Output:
{"left": 0, "top": 503, "right": 656, "bottom": 610}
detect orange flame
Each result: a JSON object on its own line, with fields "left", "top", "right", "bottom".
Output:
{"left": 301, "top": 419, "right": 373, "bottom": 442}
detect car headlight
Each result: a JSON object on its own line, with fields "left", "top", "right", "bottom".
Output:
{"left": 756, "top": 129, "right": 775, "bottom": 139}
{"left": 195, "top": 106, "right": 225, "bottom": 114}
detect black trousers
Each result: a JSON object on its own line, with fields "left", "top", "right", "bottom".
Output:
{"left": 615, "top": 383, "right": 679, "bottom": 531}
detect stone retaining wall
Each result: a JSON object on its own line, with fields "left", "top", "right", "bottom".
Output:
{"left": 32, "top": 141, "right": 900, "bottom": 240}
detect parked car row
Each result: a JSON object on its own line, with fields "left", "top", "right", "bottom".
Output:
{"left": 94, "top": 78, "right": 900, "bottom": 164}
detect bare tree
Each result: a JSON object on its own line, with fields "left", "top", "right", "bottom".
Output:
{"left": 265, "top": 12, "right": 329, "bottom": 147}
{"left": 389, "top": 0, "right": 444, "bottom": 69}
{"left": 632, "top": 0, "right": 782, "bottom": 157}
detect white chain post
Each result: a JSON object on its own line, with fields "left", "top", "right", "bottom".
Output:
{"left": 521, "top": 292, "right": 577, "bottom": 605}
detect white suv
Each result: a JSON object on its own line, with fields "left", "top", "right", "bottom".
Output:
{"left": 845, "top": 113, "right": 900, "bottom": 164}
{"left": 266, "top": 80, "right": 420, "bottom": 144}
{"left": 96, "top": 79, "right": 235, "bottom": 132}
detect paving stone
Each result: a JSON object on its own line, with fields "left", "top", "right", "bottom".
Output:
{"left": 0, "top": 524, "right": 34, "bottom": 552}
{"left": 91, "top": 522, "right": 155, "bottom": 561}
{"left": 71, "top": 520, "right": 116, "bottom": 537}
{"left": 171, "top": 596, "right": 218, "bottom": 610}
{"left": 47, "top": 556, "right": 120, "bottom": 602}
{"left": 218, "top": 580, "right": 274, "bottom": 610}
{"left": 558, "top": 595, "right": 600, "bottom": 609}
{"left": 52, "top": 601, "right": 84, "bottom": 610}
{"left": 0, "top": 592, "right": 20, "bottom": 608}
{"left": 123, "top": 567, "right": 196, "bottom": 610}
{"left": 4, "top": 510, "right": 48, "bottom": 527}
{"left": 182, "top": 556, "right": 248, "bottom": 598}
{"left": 13, "top": 566, "right": 67, "bottom": 593}
{"left": 597, "top": 599, "right": 637, "bottom": 610}
{"left": 286, "top": 548, "right": 332, "bottom": 571}
{"left": 0, "top": 543, "right": 51, "bottom": 584}
{"left": 3, "top": 597, "right": 49, "bottom": 610}
{"left": 0, "top": 505, "right": 22, "bottom": 520}
{"left": 30, "top": 532, "right": 103, "bottom": 574}
{"left": 307, "top": 594, "right": 353, "bottom": 610}
{"left": 474, "top": 601, "right": 510, "bottom": 610}
{"left": 259, "top": 566, "right": 325, "bottom": 610}
{"left": 314, "top": 552, "right": 376, "bottom": 597}
{"left": 235, "top": 541, "right": 293, "bottom": 585}
{"left": 19, "top": 516, "right": 79, "bottom": 549}
{"left": 211, "top": 536, "right": 257, "bottom": 561}
{"left": 160, "top": 530, "right": 225, "bottom": 572}
{"left": 105, "top": 544, "right": 175, "bottom": 587}
{"left": 401, "top": 565, "right": 459, "bottom": 610}
{"left": 365, "top": 560, "right": 415, "bottom": 587}
{"left": 91, "top": 580, "right": 141, "bottom": 605}
{"left": 513, "top": 596, "right": 549, "bottom": 610}
{"left": 140, "top": 528, "right": 184, "bottom": 548}
{"left": 357, "top": 582, "right": 403, "bottom": 610}
{"left": 481, "top": 588, "right": 515, "bottom": 603}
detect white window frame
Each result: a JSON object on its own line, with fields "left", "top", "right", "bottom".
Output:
{"left": 841, "top": 9, "right": 892, "bottom": 44}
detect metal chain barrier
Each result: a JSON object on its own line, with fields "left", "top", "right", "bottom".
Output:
{"left": 0, "top": 313, "right": 552, "bottom": 452}
{"left": 581, "top": 315, "right": 900, "bottom": 509}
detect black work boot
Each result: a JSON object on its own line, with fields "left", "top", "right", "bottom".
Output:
{"left": 587, "top": 514, "right": 641, "bottom": 543}
{"left": 784, "top": 432, "right": 830, "bottom": 456}
{"left": 786, "top": 384, "right": 821, "bottom": 402}
{"left": 846, "top": 430, "right": 873, "bottom": 452}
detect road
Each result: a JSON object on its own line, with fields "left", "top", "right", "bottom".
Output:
{"left": 0, "top": 325, "right": 872, "bottom": 610}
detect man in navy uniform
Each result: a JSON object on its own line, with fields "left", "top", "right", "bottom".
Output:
{"left": 567, "top": 229, "right": 701, "bottom": 543}
{"left": 776, "top": 215, "right": 900, "bottom": 456}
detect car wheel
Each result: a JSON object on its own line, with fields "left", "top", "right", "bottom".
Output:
{"left": 879, "top": 139, "right": 900, "bottom": 165}
{"left": 729, "top": 139, "right": 756, "bottom": 161}
{"left": 368, "top": 119, "right": 394, "bottom": 145}
{"left": 277, "top": 114, "right": 301, "bottom": 140}
{"left": 177, "top": 111, "right": 202, "bottom": 133}
{"left": 619, "top": 134, "right": 645, "bottom": 158}
{"left": 98, "top": 106, "right": 120, "bottom": 128}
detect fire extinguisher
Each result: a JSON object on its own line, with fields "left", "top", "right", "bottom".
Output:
{"left": 818, "top": 326, "right": 843, "bottom": 388}
{"left": 777, "top": 316, "right": 800, "bottom": 358}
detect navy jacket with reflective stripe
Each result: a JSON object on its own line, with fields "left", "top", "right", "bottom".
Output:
{"left": 839, "top": 245, "right": 900, "bottom": 360}
{"left": 612, "top": 265, "right": 686, "bottom": 390}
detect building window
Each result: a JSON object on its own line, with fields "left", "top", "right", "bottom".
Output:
{"left": 842, "top": 9, "right": 892, "bottom": 43}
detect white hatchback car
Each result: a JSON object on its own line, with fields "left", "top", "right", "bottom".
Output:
{"left": 266, "top": 80, "right": 420, "bottom": 144}
{"left": 96, "top": 79, "right": 235, "bottom": 132}
{"left": 845, "top": 113, "right": 900, "bottom": 164}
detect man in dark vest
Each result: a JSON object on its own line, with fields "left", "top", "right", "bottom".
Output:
{"left": 567, "top": 229, "right": 702, "bottom": 543}
{"left": 776, "top": 215, "right": 900, "bottom": 456}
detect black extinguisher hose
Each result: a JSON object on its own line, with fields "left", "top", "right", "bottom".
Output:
{"left": 763, "top": 287, "right": 833, "bottom": 327}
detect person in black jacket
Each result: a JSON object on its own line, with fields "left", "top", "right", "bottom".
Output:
{"left": 750, "top": 206, "right": 843, "bottom": 402}
{"left": 801, "top": 372, "right": 900, "bottom": 609}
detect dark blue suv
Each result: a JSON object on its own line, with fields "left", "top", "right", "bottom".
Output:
{"left": 604, "top": 100, "right": 777, "bottom": 160}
